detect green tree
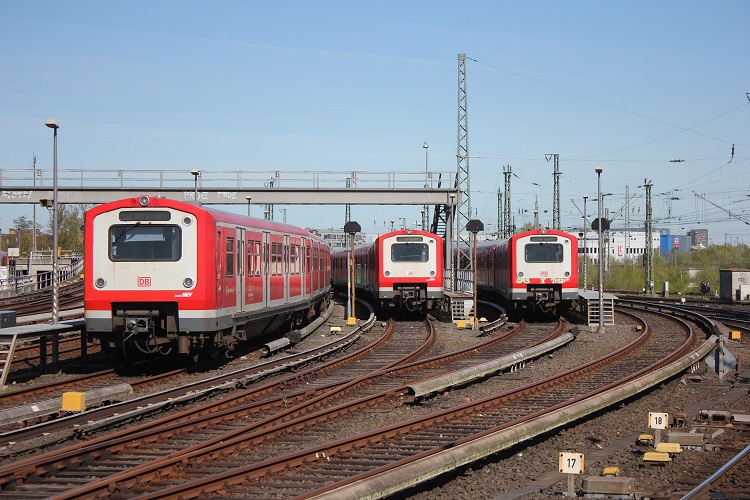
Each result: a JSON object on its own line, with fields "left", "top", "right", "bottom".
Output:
{"left": 10, "top": 215, "right": 34, "bottom": 256}
{"left": 44, "top": 204, "right": 86, "bottom": 255}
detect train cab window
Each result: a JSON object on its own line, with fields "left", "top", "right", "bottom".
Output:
{"left": 526, "top": 243, "right": 563, "bottom": 263}
{"left": 391, "top": 243, "right": 429, "bottom": 263}
{"left": 109, "top": 225, "right": 181, "bottom": 261}
{"left": 226, "top": 238, "right": 235, "bottom": 277}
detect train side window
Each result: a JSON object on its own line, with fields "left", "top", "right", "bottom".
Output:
{"left": 226, "top": 237, "right": 235, "bottom": 277}
{"left": 271, "top": 241, "right": 279, "bottom": 276}
{"left": 290, "top": 244, "right": 300, "bottom": 274}
{"left": 263, "top": 243, "right": 270, "bottom": 275}
{"left": 247, "top": 239, "right": 259, "bottom": 277}
{"left": 238, "top": 239, "right": 243, "bottom": 276}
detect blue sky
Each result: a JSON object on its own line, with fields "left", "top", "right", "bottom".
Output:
{"left": 1, "top": 1, "right": 748, "bottom": 244}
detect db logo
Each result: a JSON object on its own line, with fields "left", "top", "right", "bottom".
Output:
{"left": 138, "top": 277, "right": 152, "bottom": 287}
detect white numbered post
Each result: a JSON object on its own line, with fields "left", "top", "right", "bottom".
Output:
{"left": 648, "top": 412, "right": 669, "bottom": 445}
{"left": 559, "top": 452, "right": 584, "bottom": 497}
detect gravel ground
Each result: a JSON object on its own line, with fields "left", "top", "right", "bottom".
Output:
{"left": 2, "top": 301, "right": 748, "bottom": 499}
{"left": 398, "top": 310, "right": 750, "bottom": 500}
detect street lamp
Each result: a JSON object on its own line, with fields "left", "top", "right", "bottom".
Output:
{"left": 466, "top": 219, "right": 484, "bottom": 330}
{"left": 190, "top": 169, "right": 201, "bottom": 201}
{"left": 344, "top": 221, "right": 361, "bottom": 326}
{"left": 32, "top": 154, "right": 37, "bottom": 256}
{"left": 390, "top": 220, "right": 394, "bottom": 231}
{"left": 595, "top": 166, "right": 605, "bottom": 334}
{"left": 582, "top": 195, "right": 588, "bottom": 291}
{"left": 246, "top": 196, "right": 252, "bottom": 217}
{"left": 423, "top": 142, "right": 429, "bottom": 230}
{"left": 45, "top": 119, "right": 59, "bottom": 325}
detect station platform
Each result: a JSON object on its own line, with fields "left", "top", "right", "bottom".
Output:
{"left": 0, "top": 317, "right": 87, "bottom": 388}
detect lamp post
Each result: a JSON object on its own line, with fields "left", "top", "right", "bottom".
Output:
{"left": 582, "top": 195, "right": 588, "bottom": 291}
{"left": 344, "top": 221, "right": 361, "bottom": 326}
{"left": 595, "top": 166, "right": 605, "bottom": 334}
{"left": 390, "top": 220, "right": 394, "bottom": 231}
{"left": 45, "top": 119, "right": 59, "bottom": 325}
{"left": 190, "top": 169, "right": 201, "bottom": 201}
{"left": 32, "top": 154, "right": 37, "bottom": 256}
{"left": 246, "top": 196, "right": 252, "bottom": 217}
{"left": 423, "top": 142, "right": 429, "bottom": 230}
{"left": 466, "top": 219, "right": 484, "bottom": 330}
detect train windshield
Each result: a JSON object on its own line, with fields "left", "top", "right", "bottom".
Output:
{"left": 391, "top": 243, "right": 429, "bottom": 262}
{"left": 525, "top": 243, "right": 563, "bottom": 263}
{"left": 110, "top": 224, "right": 181, "bottom": 261}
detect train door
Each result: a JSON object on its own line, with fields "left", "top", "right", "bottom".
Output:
{"left": 301, "top": 237, "right": 308, "bottom": 298}
{"left": 284, "top": 234, "right": 290, "bottom": 303}
{"left": 263, "top": 231, "right": 270, "bottom": 307}
{"left": 223, "top": 229, "right": 237, "bottom": 311}
{"left": 216, "top": 229, "right": 224, "bottom": 310}
{"left": 236, "top": 228, "right": 245, "bottom": 311}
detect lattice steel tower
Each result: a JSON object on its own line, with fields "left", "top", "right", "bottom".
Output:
{"left": 546, "top": 154, "right": 561, "bottom": 230}
{"left": 503, "top": 165, "right": 512, "bottom": 238}
{"left": 456, "top": 54, "right": 472, "bottom": 290}
{"left": 643, "top": 179, "right": 654, "bottom": 294}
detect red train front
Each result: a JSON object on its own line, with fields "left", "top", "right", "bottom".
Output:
{"left": 474, "top": 228, "right": 578, "bottom": 315}
{"left": 332, "top": 229, "right": 444, "bottom": 315}
{"left": 84, "top": 195, "right": 330, "bottom": 361}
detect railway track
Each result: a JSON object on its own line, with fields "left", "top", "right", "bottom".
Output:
{"left": 0, "top": 316, "right": 570, "bottom": 498}
{"left": 0, "top": 279, "right": 83, "bottom": 320}
{"left": 0, "top": 295, "right": 745, "bottom": 497}
{"left": 109, "top": 308, "right": 692, "bottom": 499}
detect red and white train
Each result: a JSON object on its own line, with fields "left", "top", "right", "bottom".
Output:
{"left": 84, "top": 195, "right": 331, "bottom": 360}
{"left": 331, "top": 229, "right": 444, "bottom": 315}
{"left": 470, "top": 228, "right": 578, "bottom": 315}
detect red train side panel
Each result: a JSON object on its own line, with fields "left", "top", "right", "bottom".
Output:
{"left": 84, "top": 195, "right": 330, "bottom": 359}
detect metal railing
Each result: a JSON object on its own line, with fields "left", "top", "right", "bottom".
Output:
{"left": 0, "top": 168, "right": 452, "bottom": 191}
{"left": 0, "top": 259, "right": 83, "bottom": 299}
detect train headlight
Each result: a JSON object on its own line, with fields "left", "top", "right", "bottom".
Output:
{"left": 517, "top": 271, "right": 524, "bottom": 278}
{"left": 564, "top": 271, "right": 570, "bottom": 277}
{"left": 95, "top": 277, "right": 106, "bottom": 288}
{"left": 138, "top": 195, "right": 150, "bottom": 207}
{"left": 384, "top": 271, "right": 390, "bottom": 276}
{"left": 430, "top": 271, "right": 435, "bottom": 276}
{"left": 183, "top": 216, "right": 193, "bottom": 226}
{"left": 183, "top": 277, "right": 194, "bottom": 288}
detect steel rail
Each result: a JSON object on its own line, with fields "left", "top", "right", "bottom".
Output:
{"left": 117, "top": 309, "right": 698, "bottom": 499}
{"left": 1, "top": 320, "right": 569, "bottom": 498}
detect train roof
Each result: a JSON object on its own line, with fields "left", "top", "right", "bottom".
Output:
{"left": 331, "top": 228, "right": 442, "bottom": 254}
{"left": 85, "top": 195, "right": 327, "bottom": 243}
{"left": 472, "top": 229, "right": 578, "bottom": 250}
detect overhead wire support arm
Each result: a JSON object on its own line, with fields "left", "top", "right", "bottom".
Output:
{"left": 693, "top": 192, "right": 750, "bottom": 225}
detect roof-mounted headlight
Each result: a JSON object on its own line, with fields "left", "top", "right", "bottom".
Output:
{"left": 138, "top": 195, "right": 150, "bottom": 207}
